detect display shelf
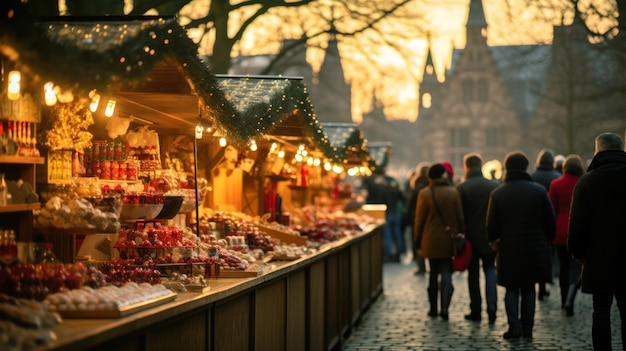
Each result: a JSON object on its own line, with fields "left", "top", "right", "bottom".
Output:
{"left": 266, "top": 174, "right": 293, "bottom": 182}
{"left": 0, "top": 202, "right": 40, "bottom": 213}
{"left": 0, "top": 155, "right": 45, "bottom": 165}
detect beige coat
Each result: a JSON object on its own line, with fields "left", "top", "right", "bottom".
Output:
{"left": 414, "top": 178, "right": 465, "bottom": 259}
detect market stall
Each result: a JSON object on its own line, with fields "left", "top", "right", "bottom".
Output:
{"left": 0, "top": 4, "right": 384, "bottom": 350}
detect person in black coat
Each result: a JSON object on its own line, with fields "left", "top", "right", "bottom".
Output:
{"left": 487, "top": 151, "right": 556, "bottom": 340}
{"left": 404, "top": 162, "right": 430, "bottom": 274}
{"left": 457, "top": 153, "right": 499, "bottom": 323}
{"left": 530, "top": 148, "right": 561, "bottom": 301}
{"left": 568, "top": 132, "right": 626, "bottom": 351}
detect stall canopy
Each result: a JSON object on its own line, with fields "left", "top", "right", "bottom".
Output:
{"left": 214, "top": 75, "right": 335, "bottom": 155}
{"left": 366, "top": 141, "right": 392, "bottom": 173}
{"left": 319, "top": 122, "right": 370, "bottom": 166}
{"left": 0, "top": 7, "right": 346, "bottom": 155}
{"left": 0, "top": 8, "right": 240, "bottom": 139}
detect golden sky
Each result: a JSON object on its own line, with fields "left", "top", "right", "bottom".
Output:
{"left": 185, "top": 1, "right": 562, "bottom": 123}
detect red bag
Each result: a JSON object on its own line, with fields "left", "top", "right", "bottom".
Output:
{"left": 453, "top": 239, "right": 472, "bottom": 272}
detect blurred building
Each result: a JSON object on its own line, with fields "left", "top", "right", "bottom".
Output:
{"left": 416, "top": 0, "right": 625, "bottom": 171}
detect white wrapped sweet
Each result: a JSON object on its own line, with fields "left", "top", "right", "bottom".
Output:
{"left": 45, "top": 196, "right": 63, "bottom": 212}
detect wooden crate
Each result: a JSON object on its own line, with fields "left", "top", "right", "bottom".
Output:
{"left": 255, "top": 223, "right": 307, "bottom": 246}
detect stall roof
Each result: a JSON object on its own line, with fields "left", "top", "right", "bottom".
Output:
{"left": 366, "top": 141, "right": 392, "bottom": 172}
{"left": 0, "top": 12, "right": 237, "bottom": 138}
{"left": 319, "top": 122, "right": 370, "bottom": 165}
{"left": 213, "top": 75, "right": 335, "bottom": 157}
{"left": 0, "top": 9, "right": 347, "bottom": 156}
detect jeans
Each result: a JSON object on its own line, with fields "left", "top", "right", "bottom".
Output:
{"left": 467, "top": 253, "right": 497, "bottom": 316}
{"left": 383, "top": 211, "right": 405, "bottom": 258}
{"left": 429, "top": 258, "right": 453, "bottom": 314}
{"left": 592, "top": 292, "right": 626, "bottom": 351}
{"left": 504, "top": 285, "right": 536, "bottom": 335}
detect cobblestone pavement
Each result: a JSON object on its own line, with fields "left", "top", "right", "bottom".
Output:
{"left": 344, "top": 262, "right": 623, "bottom": 351}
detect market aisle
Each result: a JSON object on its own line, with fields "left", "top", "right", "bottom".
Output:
{"left": 343, "top": 262, "right": 623, "bottom": 351}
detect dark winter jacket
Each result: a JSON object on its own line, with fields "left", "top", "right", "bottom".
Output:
{"left": 531, "top": 165, "right": 560, "bottom": 192}
{"left": 403, "top": 175, "right": 429, "bottom": 230}
{"left": 414, "top": 178, "right": 465, "bottom": 259}
{"left": 568, "top": 150, "right": 626, "bottom": 293}
{"left": 487, "top": 170, "right": 556, "bottom": 288}
{"left": 457, "top": 168, "right": 499, "bottom": 256}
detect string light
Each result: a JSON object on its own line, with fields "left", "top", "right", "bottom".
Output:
{"left": 104, "top": 99, "right": 116, "bottom": 117}
{"left": 7, "top": 70, "right": 20, "bottom": 100}
{"left": 219, "top": 137, "right": 227, "bottom": 147}
{"left": 44, "top": 82, "right": 57, "bottom": 106}
{"left": 195, "top": 125, "right": 203, "bottom": 139}
{"left": 89, "top": 90, "right": 100, "bottom": 112}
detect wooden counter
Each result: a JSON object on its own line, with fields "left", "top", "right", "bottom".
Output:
{"left": 39, "top": 224, "right": 384, "bottom": 351}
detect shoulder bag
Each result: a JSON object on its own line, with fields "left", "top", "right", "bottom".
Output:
{"left": 430, "top": 187, "right": 472, "bottom": 272}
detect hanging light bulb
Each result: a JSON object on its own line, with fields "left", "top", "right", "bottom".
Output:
{"left": 250, "top": 140, "right": 257, "bottom": 151}
{"left": 44, "top": 82, "right": 57, "bottom": 106}
{"left": 104, "top": 99, "right": 116, "bottom": 117}
{"left": 89, "top": 90, "right": 101, "bottom": 112}
{"left": 195, "top": 125, "right": 203, "bottom": 139}
{"left": 277, "top": 150, "right": 285, "bottom": 158}
{"left": 7, "top": 70, "right": 20, "bottom": 100}
{"left": 219, "top": 137, "right": 227, "bottom": 147}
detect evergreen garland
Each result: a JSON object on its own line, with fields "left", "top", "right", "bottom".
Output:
{"left": 0, "top": 2, "right": 359, "bottom": 164}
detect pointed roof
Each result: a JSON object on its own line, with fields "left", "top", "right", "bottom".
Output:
{"left": 467, "top": 0, "right": 487, "bottom": 27}
{"left": 320, "top": 122, "right": 370, "bottom": 165}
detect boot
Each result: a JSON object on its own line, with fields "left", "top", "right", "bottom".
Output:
{"left": 427, "top": 285, "right": 438, "bottom": 317}
{"left": 564, "top": 283, "right": 578, "bottom": 316}
{"left": 440, "top": 283, "right": 454, "bottom": 321}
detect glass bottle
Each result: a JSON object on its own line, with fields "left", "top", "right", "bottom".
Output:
{"left": 39, "top": 243, "right": 57, "bottom": 263}
{"left": 0, "top": 173, "right": 7, "bottom": 206}
{"left": 6, "top": 230, "right": 16, "bottom": 260}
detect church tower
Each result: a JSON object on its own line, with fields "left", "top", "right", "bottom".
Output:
{"left": 418, "top": 34, "right": 440, "bottom": 122}
{"left": 312, "top": 23, "right": 353, "bottom": 123}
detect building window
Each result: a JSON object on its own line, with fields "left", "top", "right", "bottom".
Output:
{"left": 450, "top": 127, "right": 470, "bottom": 148}
{"left": 458, "top": 127, "right": 469, "bottom": 147}
{"left": 462, "top": 79, "right": 473, "bottom": 101}
{"left": 422, "top": 92, "right": 432, "bottom": 108}
{"left": 486, "top": 127, "right": 498, "bottom": 146}
{"left": 477, "top": 79, "right": 488, "bottom": 101}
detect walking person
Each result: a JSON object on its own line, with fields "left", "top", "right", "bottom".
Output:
{"left": 363, "top": 170, "right": 403, "bottom": 262}
{"left": 414, "top": 163, "right": 465, "bottom": 321}
{"left": 487, "top": 151, "right": 556, "bottom": 339}
{"left": 456, "top": 153, "right": 499, "bottom": 323}
{"left": 547, "top": 154, "right": 584, "bottom": 316}
{"left": 404, "top": 162, "right": 431, "bottom": 274}
{"left": 568, "top": 132, "right": 626, "bottom": 350}
{"left": 530, "top": 148, "right": 561, "bottom": 300}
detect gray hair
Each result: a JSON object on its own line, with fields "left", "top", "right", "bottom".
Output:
{"left": 595, "top": 133, "right": 624, "bottom": 154}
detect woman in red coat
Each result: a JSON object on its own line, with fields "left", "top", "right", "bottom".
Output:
{"left": 548, "top": 154, "right": 584, "bottom": 316}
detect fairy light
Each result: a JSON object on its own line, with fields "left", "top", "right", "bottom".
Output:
{"left": 250, "top": 139, "right": 257, "bottom": 151}
{"left": 7, "top": 70, "right": 20, "bottom": 100}
{"left": 44, "top": 82, "right": 57, "bottom": 106}
{"left": 219, "top": 137, "right": 227, "bottom": 147}
{"left": 89, "top": 91, "right": 101, "bottom": 112}
{"left": 104, "top": 99, "right": 116, "bottom": 117}
{"left": 277, "top": 150, "right": 285, "bottom": 158}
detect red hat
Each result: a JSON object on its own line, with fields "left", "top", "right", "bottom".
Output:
{"left": 441, "top": 161, "right": 454, "bottom": 179}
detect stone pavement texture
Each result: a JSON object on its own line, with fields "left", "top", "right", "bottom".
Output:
{"left": 344, "top": 262, "right": 623, "bottom": 351}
